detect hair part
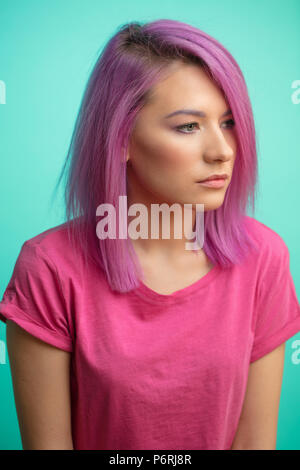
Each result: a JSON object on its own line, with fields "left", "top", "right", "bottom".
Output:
{"left": 51, "top": 18, "right": 260, "bottom": 293}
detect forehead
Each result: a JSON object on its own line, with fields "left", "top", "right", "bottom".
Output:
{"left": 144, "top": 62, "right": 227, "bottom": 115}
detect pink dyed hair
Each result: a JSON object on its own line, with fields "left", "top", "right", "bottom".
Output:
{"left": 52, "top": 19, "right": 260, "bottom": 293}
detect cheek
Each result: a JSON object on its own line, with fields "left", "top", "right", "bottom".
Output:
{"left": 130, "top": 133, "right": 190, "bottom": 175}
{"left": 228, "top": 132, "right": 238, "bottom": 154}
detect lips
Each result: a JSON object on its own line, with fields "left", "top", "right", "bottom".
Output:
{"left": 198, "top": 174, "right": 228, "bottom": 183}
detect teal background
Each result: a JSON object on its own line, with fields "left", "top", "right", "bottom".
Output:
{"left": 0, "top": 0, "right": 299, "bottom": 450}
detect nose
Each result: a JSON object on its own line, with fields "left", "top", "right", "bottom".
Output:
{"left": 202, "top": 124, "right": 235, "bottom": 162}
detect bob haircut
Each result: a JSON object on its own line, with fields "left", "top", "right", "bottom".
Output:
{"left": 52, "top": 18, "right": 260, "bottom": 294}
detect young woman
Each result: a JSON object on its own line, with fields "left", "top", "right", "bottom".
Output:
{"left": 1, "top": 19, "right": 300, "bottom": 451}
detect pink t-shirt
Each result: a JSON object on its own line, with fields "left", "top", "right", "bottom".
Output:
{"left": 1, "top": 216, "right": 300, "bottom": 450}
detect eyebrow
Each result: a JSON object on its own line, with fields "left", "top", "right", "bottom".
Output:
{"left": 164, "top": 108, "right": 232, "bottom": 119}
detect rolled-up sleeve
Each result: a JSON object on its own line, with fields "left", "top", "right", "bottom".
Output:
{"left": 250, "top": 239, "right": 300, "bottom": 363}
{"left": 0, "top": 240, "right": 73, "bottom": 352}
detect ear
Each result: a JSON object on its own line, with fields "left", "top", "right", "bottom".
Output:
{"left": 121, "top": 145, "right": 130, "bottom": 163}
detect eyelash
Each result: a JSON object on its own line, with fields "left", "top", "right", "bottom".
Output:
{"left": 176, "top": 119, "right": 235, "bottom": 134}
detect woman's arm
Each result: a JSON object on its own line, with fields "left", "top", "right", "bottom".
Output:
{"left": 230, "top": 342, "right": 285, "bottom": 450}
{"left": 6, "top": 320, "right": 74, "bottom": 450}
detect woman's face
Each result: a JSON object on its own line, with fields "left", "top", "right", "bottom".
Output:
{"left": 126, "top": 61, "right": 237, "bottom": 212}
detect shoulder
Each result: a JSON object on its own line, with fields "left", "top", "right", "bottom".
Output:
{"left": 244, "top": 216, "right": 289, "bottom": 254}
{"left": 20, "top": 218, "right": 88, "bottom": 276}
{"left": 243, "top": 216, "right": 290, "bottom": 272}
{"left": 23, "top": 222, "right": 71, "bottom": 257}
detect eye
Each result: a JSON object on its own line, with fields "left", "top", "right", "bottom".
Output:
{"left": 222, "top": 119, "right": 235, "bottom": 128}
{"left": 175, "top": 122, "right": 199, "bottom": 133}
{"left": 176, "top": 119, "right": 235, "bottom": 134}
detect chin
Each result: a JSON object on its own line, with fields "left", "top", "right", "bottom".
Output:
{"left": 198, "top": 196, "right": 225, "bottom": 212}
{"left": 203, "top": 203, "right": 224, "bottom": 212}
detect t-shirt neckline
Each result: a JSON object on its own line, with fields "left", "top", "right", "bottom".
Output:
{"left": 132, "top": 263, "right": 222, "bottom": 304}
